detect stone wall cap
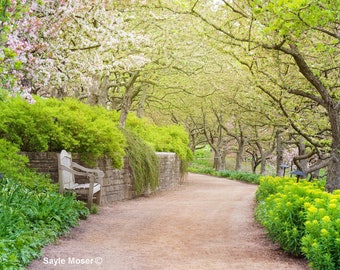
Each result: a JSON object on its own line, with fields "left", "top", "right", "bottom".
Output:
{"left": 156, "top": 152, "right": 176, "bottom": 155}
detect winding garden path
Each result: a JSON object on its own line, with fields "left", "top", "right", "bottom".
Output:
{"left": 28, "top": 173, "right": 309, "bottom": 270}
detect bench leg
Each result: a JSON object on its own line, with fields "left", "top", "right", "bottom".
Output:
{"left": 96, "top": 190, "right": 102, "bottom": 205}
{"left": 87, "top": 192, "right": 93, "bottom": 209}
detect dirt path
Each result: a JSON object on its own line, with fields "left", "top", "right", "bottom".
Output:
{"left": 28, "top": 173, "right": 309, "bottom": 270}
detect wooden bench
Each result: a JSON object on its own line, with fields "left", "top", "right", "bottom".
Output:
{"left": 58, "top": 150, "right": 104, "bottom": 209}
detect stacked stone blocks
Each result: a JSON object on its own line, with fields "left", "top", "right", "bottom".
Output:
{"left": 22, "top": 152, "right": 181, "bottom": 205}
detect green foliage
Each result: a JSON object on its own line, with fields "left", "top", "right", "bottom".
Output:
{"left": 217, "top": 170, "right": 261, "bottom": 184}
{"left": 302, "top": 192, "right": 340, "bottom": 270}
{"left": 90, "top": 204, "right": 99, "bottom": 215}
{"left": 252, "top": 0, "right": 339, "bottom": 38}
{"left": 193, "top": 146, "right": 211, "bottom": 158}
{"left": 256, "top": 176, "right": 339, "bottom": 269}
{"left": 0, "top": 96, "right": 193, "bottom": 169}
{"left": 123, "top": 129, "right": 160, "bottom": 195}
{"left": 41, "top": 97, "right": 126, "bottom": 167}
{"left": 188, "top": 146, "right": 212, "bottom": 172}
{"left": 190, "top": 167, "right": 217, "bottom": 176}
{"left": 256, "top": 179, "right": 318, "bottom": 256}
{"left": 255, "top": 176, "right": 295, "bottom": 202}
{"left": 0, "top": 138, "right": 55, "bottom": 191}
{"left": 0, "top": 138, "right": 89, "bottom": 268}
{"left": 0, "top": 96, "right": 126, "bottom": 167}
{"left": 126, "top": 114, "right": 193, "bottom": 163}
{"left": 0, "top": 177, "right": 89, "bottom": 268}
{"left": 0, "top": 97, "right": 48, "bottom": 151}
{"left": 188, "top": 146, "right": 261, "bottom": 184}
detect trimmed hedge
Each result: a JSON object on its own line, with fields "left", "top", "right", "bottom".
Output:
{"left": 256, "top": 176, "right": 340, "bottom": 269}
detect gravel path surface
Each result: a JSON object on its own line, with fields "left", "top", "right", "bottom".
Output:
{"left": 28, "top": 173, "right": 310, "bottom": 270}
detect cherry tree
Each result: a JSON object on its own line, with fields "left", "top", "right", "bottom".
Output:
{"left": 0, "top": 0, "right": 38, "bottom": 102}
{"left": 25, "top": 1, "right": 151, "bottom": 105}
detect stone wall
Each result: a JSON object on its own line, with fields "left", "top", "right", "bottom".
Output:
{"left": 21, "top": 152, "right": 182, "bottom": 205}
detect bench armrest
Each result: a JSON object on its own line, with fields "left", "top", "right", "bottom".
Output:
{"left": 72, "top": 162, "right": 105, "bottom": 178}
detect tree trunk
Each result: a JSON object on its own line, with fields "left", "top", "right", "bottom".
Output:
{"left": 235, "top": 137, "right": 244, "bottom": 171}
{"left": 213, "top": 150, "right": 222, "bottom": 171}
{"left": 119, "top": 90, "right": 132, "bottom": 128}
{"left": 326, "top": 111, "right": 340, "bottom": 192}
{"left": 256, "top": 142, "right": 270, "bottom": 175}
{"left": 213, "top": 148, "right": 226, "bottom": 171}
{"left": 119, "top": 71, "right": 139, "bottom": 128}
{"left": 276, "top": 131, "right": 284, "bottom": 176}
{"left": 137, "top": 87, "right": 148, "bottom": 118}
{"left": 326, "top": 151, "right": 340, "bottom": 192}
{"left": 285, "top": 44, "right": 340, "bottom": 191}
{"left": 260, "top": 157, "right": 267, "bottom": 175}
{"left": 220, "top": 149, "right": 227, "bottom": 171}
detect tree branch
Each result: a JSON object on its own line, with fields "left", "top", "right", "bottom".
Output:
{"left": 69, "top": 44, "right": 101, "bottom": 51}
{"left": 286, "top": 88, "right": 326, "bottom": 107}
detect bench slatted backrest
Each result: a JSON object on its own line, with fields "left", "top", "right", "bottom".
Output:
{"left": 58, "top": 150, "right": 75, "bottom": 192}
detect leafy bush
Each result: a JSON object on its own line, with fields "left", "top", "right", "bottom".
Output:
{"left": 0, "top": 96, "right": 192, "bottom": 169}
{"left": 256, "top": 180, "right": 318, "bottom": 256}
{"left": 255, "top": 176, "right": 295, "bottom": 202}
{"left": 0, "top": 178, "right": 88, "bottom": 268}
{"left": 256, "top": 176, "right": 339, "bottom": 269}
{"left": 0, "top": 139, "right": 55, "bottom": 191}
{"left": 302, "top": 191, "right": 340, "bottom": 270}
{"left": 0, "top": 97, "right": 50, "bottom": 151}
{"left": 123, "top": 129, "right": 159, "bottom": 195}
{"left": 191, "top": 167, "right": 217, "bottom": 175}
{"left": 0, "top": 96, "right": 126, "bottom": 167}
{"left": 41, "top": 97, "right": 126, "bottom": 167}
{"left": 218, "top": 170, "right": 261, "bottom": 184}
{"left": 0, "top": 139, "right": 89, "bottom": 268}
{"left": 188, "top": 146, "right": 212, "bottom": 172}
{"left": 126, "top": 114, "right": 193, "bottom": 163}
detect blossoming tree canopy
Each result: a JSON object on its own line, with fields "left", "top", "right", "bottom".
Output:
{"left": 0, "top": 0, "right": 32, "bottom": 96}
{"left": 2, "top": 0, "right": 152, "bottom": 103}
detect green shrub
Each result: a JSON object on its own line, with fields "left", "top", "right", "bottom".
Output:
{"left": 302, "top": 191, "right": 340, "bottom": 270}
{"left": 0, "top": 96, "right": 126, "bottom": 167}
{"left": 0, "top": 96, "right": 193, "bottom": 169}
{"left": 123, "top": 129, "right": 159, "bottom": 195}
{"left": 0, "top": 139, "right": 89, "bottom": 268}
{"left": 126, "top": 114, "right": 193, "bottom": 163}
{"left": 193, "top": 146, "right": 211, "bottom": 158}
{"left": 0, "top": 139, "right": 55, "bottom": 191}
{"left": 38, "top": 97, "right": 126, "bottom": 167}
{"left": 256, "top": 181, "right": 318, "bottom": 256}
{"left": 255, "top": 176, "right": 295, "bottom": 202}
{"left": 0, "top": 178, "right": 88, "bottom": 268}
{"left": 0, "top": 97, "right": 51, "bottom": 151}
{"left": 218, "top": 170, "right": 261, "bottom": 184}
{"left": 256, "top": 176, "right": 339, "bottom": 269}
{"left": 188, "top": 146, "right": 212, "bottom": 172}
